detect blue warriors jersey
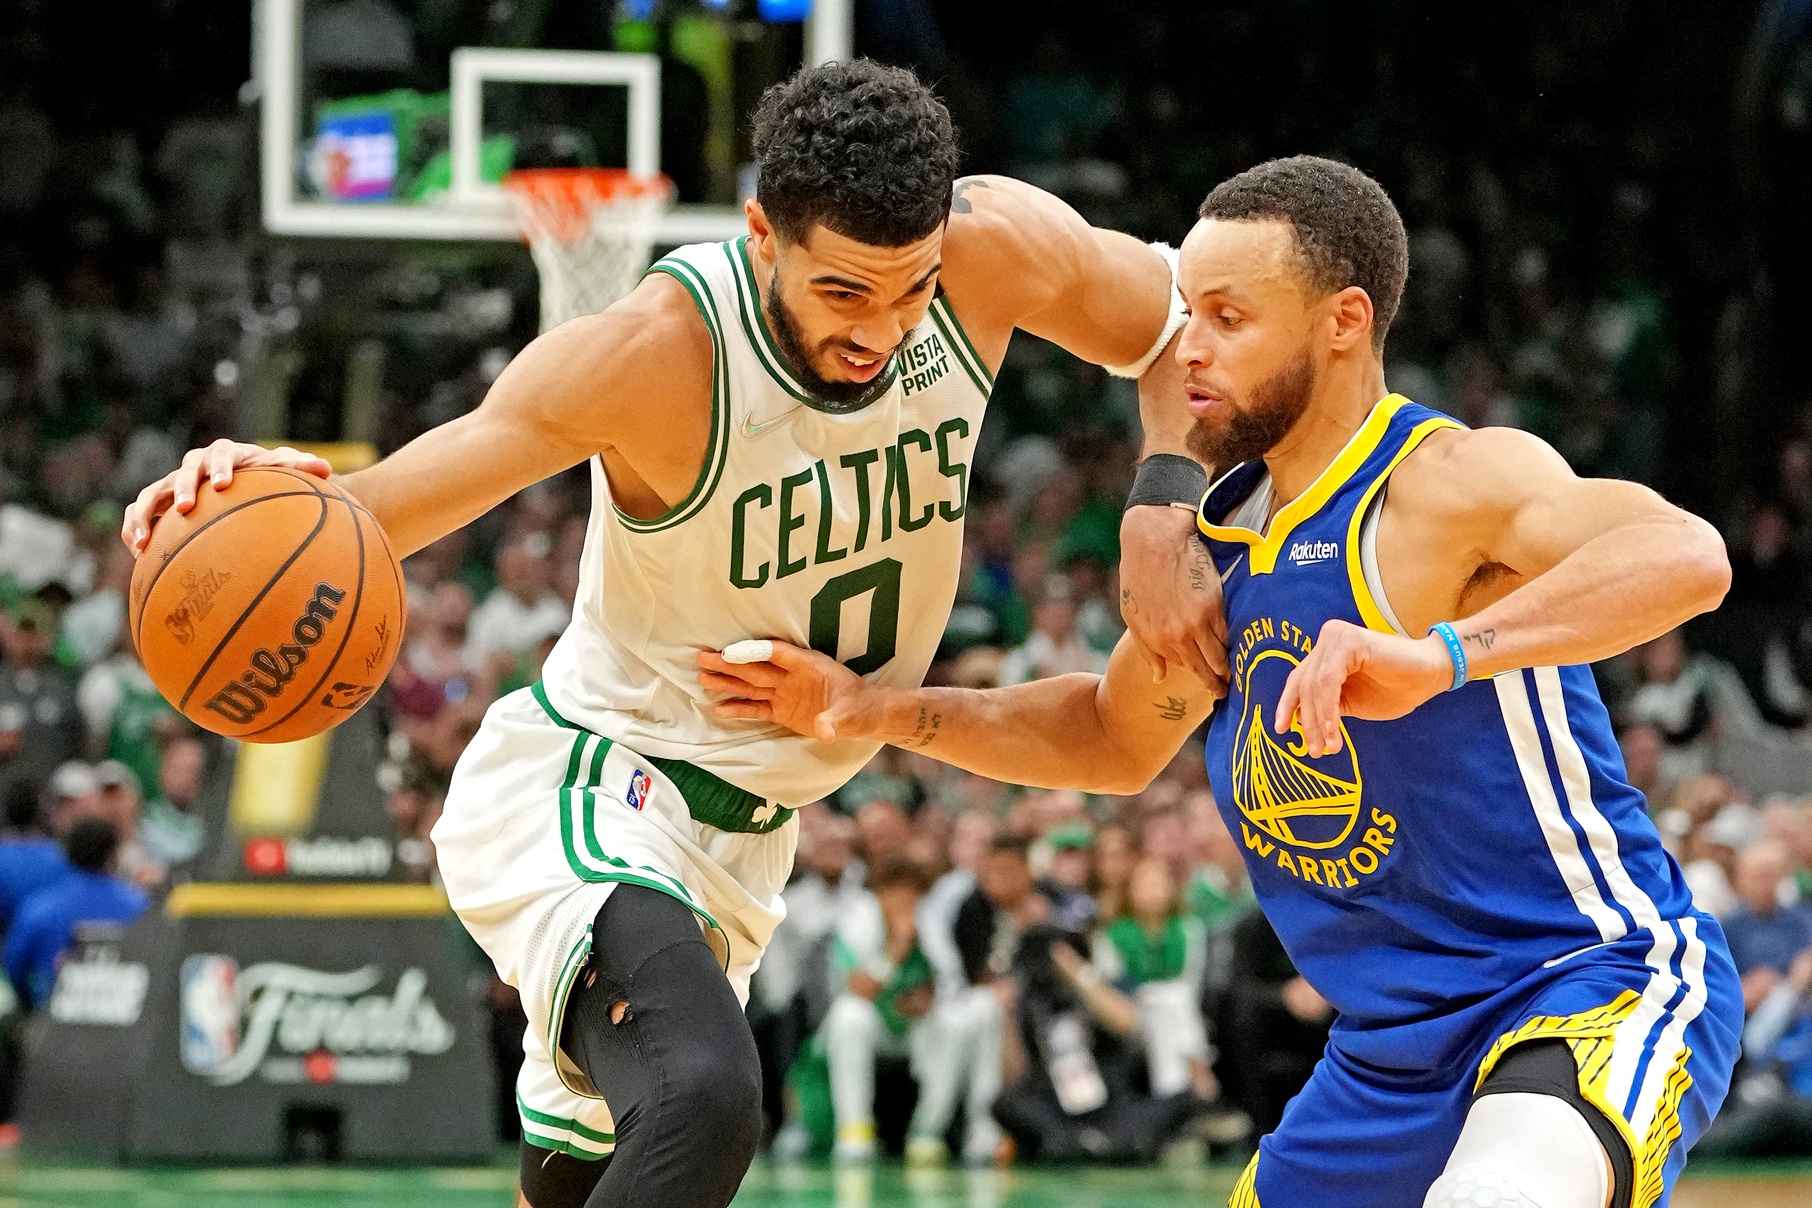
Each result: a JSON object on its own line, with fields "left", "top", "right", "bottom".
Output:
{"left": 1195, "top": 396, "right": 1732, "bottom": 1208}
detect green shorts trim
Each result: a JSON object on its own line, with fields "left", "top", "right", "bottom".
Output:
{"left": 518, "top": 1089, "right": 616, "bottom": 1160}
{"left": 533, "top": 694, "right": 731, "bottom": 1103}
{"left": 531, "top": 681, "right": 794, "bottom": 836}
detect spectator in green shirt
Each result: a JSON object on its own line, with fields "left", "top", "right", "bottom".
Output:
{"left": 818, "top": 858, "right": 941, "bottom": 1162}
{"left": 1791, "top": 804, "right": 1812, "bottom": 902}
{"left": 1091, "top": 855, "right": 1216, "bottom": 1102}
{"left": 1185, "top": 792, "right": 1257, "bottom": 931}
{"left": 76, "top": 617, "right": 176, "bottom": 810}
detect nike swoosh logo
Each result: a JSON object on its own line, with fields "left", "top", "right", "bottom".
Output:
{"left": 742, "top": 408, "right": 800, "bottom": 438}
{"left": 1544, "top": 940, "right": 1613, "bottom": 969}
{"left": 1220, "top": 552, "right": 1245, "bottom": 583}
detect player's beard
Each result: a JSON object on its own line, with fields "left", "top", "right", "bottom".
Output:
{"left": 1186, "top": 346, "right": 1319, "bottom": 468}
{"left": 767, "top": 270, "right": 897, "bottom": 414}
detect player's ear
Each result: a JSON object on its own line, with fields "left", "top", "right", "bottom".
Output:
{"left": 1328, "top": 285, "right": 1375, "bottom": 354}
{"left": 745, "top": 200, "right": 778, "bottom": 265}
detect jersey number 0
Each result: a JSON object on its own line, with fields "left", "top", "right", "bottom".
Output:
{"left": 809, "top": 559, "right": 902, "bottom": 676}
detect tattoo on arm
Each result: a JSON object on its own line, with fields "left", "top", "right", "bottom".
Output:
{"left": 1188, "top": 547, "right": 1212, "bottom": 592}
{"left": 1154, "top": 696, "right": 1189, "bottom": 722}
{"left": 1462, "top": 628, "right": 1497, "bottom": 652}
{"left": 907, "top": 707, "right": 942, "bottom": 749}
{"left": 950, "top": 177, "right": 989, "bottom": 214}
{"left": 1121, "top": 586, "right": 1137, "bottom": 616}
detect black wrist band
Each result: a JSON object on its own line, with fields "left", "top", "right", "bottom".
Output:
{"left": 1125, "top": 453, "right": 1209, "bottom": 511}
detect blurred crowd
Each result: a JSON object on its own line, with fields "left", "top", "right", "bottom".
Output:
{"left": 5, "top": 0, "right": 1812, "bottom": 1165}
{"left": 745, "top": 744, "right": 1313, "bottom": 1164}
{"left": 1608, "top": 634, "right": 1812, "bottom": 1159}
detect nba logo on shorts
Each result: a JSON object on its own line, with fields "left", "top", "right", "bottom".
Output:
{"left": 179, "top": 955, "right": 241, "bottom": 1076}
{"left": 626, "top": 769, "right": 653, "bottom": 812}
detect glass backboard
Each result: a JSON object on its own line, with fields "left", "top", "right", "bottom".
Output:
{"left": 255, "top": 0, "right": 850, "bottom": 245}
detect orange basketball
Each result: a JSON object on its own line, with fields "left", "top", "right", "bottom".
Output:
{"left": 128, "top": 465, "right": 405, "bottom": 744}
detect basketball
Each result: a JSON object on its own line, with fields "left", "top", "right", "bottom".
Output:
{"left": 127, "top": 465, "right": 405, "bottom": 745}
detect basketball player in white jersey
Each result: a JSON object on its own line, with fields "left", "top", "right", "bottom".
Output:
{"left": 123, "top": 61, "right": 1221, "bottom": 1208}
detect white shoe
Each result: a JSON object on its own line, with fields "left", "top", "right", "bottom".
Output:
{"left": 770, "top": 1122, "right": 812, "bottom": 1162}
{"left": 834, "top": 1121, "right": 877, "bottom": 1164}
{"left": 904, "top": 1136, "right": 947, "bottom": 1166}
{"left": 962, "top": 1117, "right": 1004, "bottom": 1167}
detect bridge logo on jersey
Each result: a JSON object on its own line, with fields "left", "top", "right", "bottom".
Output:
{"left": 1234, "top": 650, "right": 1362, "bottom": 850}
{"left": 1229, "top": 618, "right": 1399, "bottom": 890}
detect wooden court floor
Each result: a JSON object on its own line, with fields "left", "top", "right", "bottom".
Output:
{"left": 1, "top": 1157, "right": 1807, "bottom": 1206}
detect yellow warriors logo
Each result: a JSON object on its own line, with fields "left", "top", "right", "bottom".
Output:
{"left": 1228, "top": 618, "right": 1399, "bottom": 889}
{"left": 1234, "top": 649, "right": 1363, "bottom": 849}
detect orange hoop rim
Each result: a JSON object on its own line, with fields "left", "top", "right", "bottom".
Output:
{"left": 502, "top": 168, "right": 674, "bottom": 245}
{"left": 502, "top": 167, "right": 674, "bottom": 203}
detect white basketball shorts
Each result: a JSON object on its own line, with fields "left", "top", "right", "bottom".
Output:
{"left": 431, "top": 684, "right": 798, "bottom": 1158}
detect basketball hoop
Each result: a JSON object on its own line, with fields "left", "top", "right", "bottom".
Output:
{"left": 503, "top": 168, "right": 676, "bottom": 331}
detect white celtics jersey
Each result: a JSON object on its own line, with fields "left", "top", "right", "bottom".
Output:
{"left": 538, "top": 238, "right": 992, "bottom": 806}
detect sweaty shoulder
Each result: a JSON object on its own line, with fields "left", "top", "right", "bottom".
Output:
{"left": 937, "top": 174, "right": 1088, "bottom": 333}
{"left": 1366, "top": 426, "right": 1579, "bottom": 628}
{"left": 1387, "top": 425, "right": 1574, "bottom": 525}
{"left": 493, "top": 271, "right": 714, "bottom": 456}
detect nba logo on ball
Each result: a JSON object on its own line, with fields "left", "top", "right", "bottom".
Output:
{"left": 626, "top": 769, "right": 653, "bottom": 812}
{"left": 179, "top": 955, "right": 240, "bottom": 1076}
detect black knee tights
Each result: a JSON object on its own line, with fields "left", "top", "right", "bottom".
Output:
{"left": 1477, "top": 1039, "right": 1633, "bottom": 1208}
{"left": 518, "top": 886, "right": 763, "bottom": 1208}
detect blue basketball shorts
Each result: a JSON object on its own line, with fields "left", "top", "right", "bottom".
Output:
{"left": 1228, "top": 925, "right": 1743, "bottom": 1208}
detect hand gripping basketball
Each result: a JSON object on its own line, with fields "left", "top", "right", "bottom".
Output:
{"left": 124, "top": 439, "right": 332, "bottom": 553}
{"left": 128, "top": 464, "right": 405, "bottom": 744}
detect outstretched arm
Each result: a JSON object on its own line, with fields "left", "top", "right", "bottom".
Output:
{"left": 1275, "top": 427, "right": 1730, "bottom": 757}
{"left": 938, "top": 175, "right": 1178, "bottom": 377}
{"left": 696, "top": 634, "right": 1215, "bottom": 796}
{"left": 123, "top": 275, "right": 710, "bottom": 559}
{"left": 939, "top": 176, "right": 1223, "bottom": 690}
{"left": 937, "top": 175, "right": 1200, "bottom": 470}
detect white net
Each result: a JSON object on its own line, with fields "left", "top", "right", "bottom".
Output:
{"left": 503, "top": 169, "right": 675, "bottom": 331}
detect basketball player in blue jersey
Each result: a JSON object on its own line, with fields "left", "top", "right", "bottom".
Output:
{"left": 701, "top": 156, "right": 1743, "bottom": 1208}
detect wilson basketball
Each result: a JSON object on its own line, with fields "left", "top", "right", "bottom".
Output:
{"left": 128, "top": 464, "right": 405, "bottom": 744}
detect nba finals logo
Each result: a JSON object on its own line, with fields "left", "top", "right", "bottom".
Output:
{"left": 1230, "top": 618, "right": 1399, "bottom": 889}
{"left": 626, "top": 769, "right": 653, "bottom": 812}
{"left": 179, "top": 955, "right": 455, "bottom": 1087}
{"left": 180, "top": 955, "right": 241, "bottom": 1076}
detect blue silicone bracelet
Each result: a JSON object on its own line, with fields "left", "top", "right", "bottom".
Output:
{"left": 1430, "top": 622, "right": 1468, "bottom": 691}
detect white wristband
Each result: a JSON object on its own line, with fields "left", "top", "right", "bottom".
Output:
{"left": 1105, "top": 242, "right": 1187, "bottom": 379}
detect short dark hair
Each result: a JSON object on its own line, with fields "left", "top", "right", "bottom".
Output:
{"left": 752, "top": 59, "right": 959, "bottom": 247}
{"left": 4, "top": 782, "right": 40, "bottom": 832}
{"left": 988, "top": 836, "right": 1031, "bottom": 862}
{"left": 65, "top": 817, "right": 119, "bottom": 873}
{"left": 1198, "top": 156, "right": 1408, "bottom": 352}
{"left": 868, "top": 857, "right": 934, "bottom": 897}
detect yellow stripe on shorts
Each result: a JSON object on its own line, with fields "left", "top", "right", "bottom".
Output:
{"left": 1228, "top": 1150, "right": 1261, "bottom": 1208}
{"left": 1475, "top": 989, "right": 1692, "bottom": 1208}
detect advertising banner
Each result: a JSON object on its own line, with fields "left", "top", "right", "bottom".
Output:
{"left": 18, "top": 886, "right": 494, "bottom": 1162}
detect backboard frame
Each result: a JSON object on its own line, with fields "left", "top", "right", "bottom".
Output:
{"left": 449, "top": 48, "right": 661, "bottom": 206}
{"left": 255, "top": 0, "right": 851, "bottom": 244}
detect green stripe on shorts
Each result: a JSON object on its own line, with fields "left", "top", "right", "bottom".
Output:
{"left": 518, "top": 1089, "right": 615, "bottom": 1145}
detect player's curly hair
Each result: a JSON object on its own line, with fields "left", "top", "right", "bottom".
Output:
{"left": 1199, "top": 156, "right": 1408, "bottom": 352}
{"left": 752, "top": 59, "right": 960, "bottom": 248}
